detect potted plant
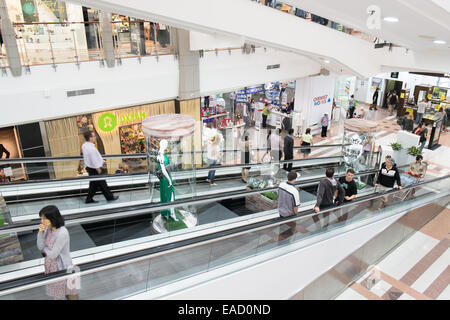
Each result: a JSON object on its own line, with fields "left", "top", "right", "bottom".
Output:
{"left": 389, "top": 142, "right": 402, "bottom": 151}
{"left": 389, "top": 142, "right": 403, "bottom": 166}
{"left": 407, "top": 146, "right": 422, "bottom": 164}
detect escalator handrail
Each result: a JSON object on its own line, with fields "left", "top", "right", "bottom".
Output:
{"left": 0, "top": 144, "right": 351, "bottom": 164}
{"left": 0, "top": 169, "right": 381, "bottom": 233}
{"left": 0, "top": 154, "right": 352, "bottom": 186}
{"left": 0, "top": 174, "right": 448, "bottom": 294}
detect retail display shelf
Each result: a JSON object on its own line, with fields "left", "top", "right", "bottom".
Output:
{"left": 201, "top": 113, "right": 228, "bottom": 120}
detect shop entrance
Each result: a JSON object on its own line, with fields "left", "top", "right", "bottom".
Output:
{"left": 382, "top": 79, "right": 403, "bottom": 109}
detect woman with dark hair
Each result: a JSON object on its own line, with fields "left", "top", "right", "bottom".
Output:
{"left": 241, "top": 135, "right": 251, "bottom": 183}
{"left": 37, "top": 205, "right": 78, "bottom": 300}
{"left": 300, "top": 128, "right": 313, "bottom": 158}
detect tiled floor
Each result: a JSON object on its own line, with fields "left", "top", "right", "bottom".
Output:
{"left": 335, "top": 208, "right": 450, "bottom": 300}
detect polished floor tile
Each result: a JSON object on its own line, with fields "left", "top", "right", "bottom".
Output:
{"left": 411, "top": 248, "right": 450, "bottom": 293}
{"left": 375, "top": 232, "right": 439, "bottom": 280}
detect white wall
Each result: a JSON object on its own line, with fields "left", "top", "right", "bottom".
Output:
{"left": 0, "top": 47, "right": 321, "bottom": 128}
{"left": 295, "top": 75, "right": 335, "bottom": 134}
{"left": 0, "top": 55, "right": 179, "bottom": 127}
{"left": 199, "top": 48, "right": 321, "bottom": 95}
{"left": 190, "top": 31, "right": 245, "bottom": 51}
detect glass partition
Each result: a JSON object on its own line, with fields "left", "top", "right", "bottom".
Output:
{"left": 0, "top": 175, "right": 447, "bottom": 299}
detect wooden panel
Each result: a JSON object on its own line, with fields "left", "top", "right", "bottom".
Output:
{"left": 45, "top": 117, "right": 80, "bottom": 179}
{"left": 179, "top": 98, "right": 201, "bottom": 167}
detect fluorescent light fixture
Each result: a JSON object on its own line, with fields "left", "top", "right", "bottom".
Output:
{"left": 433, "top": 40, "right": 446, "bottom": 44}
{"left": 323, "top": 60, "right": 330, "bottom": 64}
{"left": 383, "top": 17, "right": 399, "bottom": 22}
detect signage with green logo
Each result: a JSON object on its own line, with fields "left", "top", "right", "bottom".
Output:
{"left": 98, "top": 113, "right": 117, "bottom": 132}
{"left": 22, "top": 2, "right": 35, "bottom": 15}
{"left": 97, "top": 111, "right": 147, "bottom": 132}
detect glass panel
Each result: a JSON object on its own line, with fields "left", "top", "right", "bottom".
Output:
{"left": 147, "top": 243, "right": 212, "bottom": 289}
{"left": 208, "top": 230, "right": 260, "bottom": 269}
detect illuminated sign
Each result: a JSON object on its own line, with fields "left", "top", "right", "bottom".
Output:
{"left": 313, "top": 94, "right": 331, "bottom": 106}
{"left": 98, "top": 111, "right": 147, "bottom": 132}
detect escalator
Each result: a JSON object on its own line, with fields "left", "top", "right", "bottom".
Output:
{"left": 0, "top": 166, "right": 379, "bottom": 281}
{"left": 1, "top": 144, "right": 353, "bottom": 223}
{"left": 0, "top": 168, "right": 450, "bottom": 299}
{"left": 0, "top": 173, "right": 448, "bottom": 299}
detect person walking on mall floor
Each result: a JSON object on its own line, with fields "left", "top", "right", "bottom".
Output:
{"left": 369, "top": 87, "right": 380, "bottom": 110}
{"left": 348, "top": 95, "right": 356, "bottom": 119}
{"left": 244, "top": 97, "right": 251, "bottom": 127}
{"left": 229, "top": 91, "right": 237, "bottom": 114}
{"left": 283, "top": 129, "right": 294, "bottom": 171}
{"left": 0, "top": 143, "right": 10, "bottom": 159}
{"left": 387, "top": 90, "right": 399, "bottom": 116}
{"left": 414, "top": 122, "right": 428, "bottom": 153}
{"left": 241, "top": 135, "right": 251, "bottom": 183}
{"left": 299, "top": 128, "right": 313, "bottom": 159}
{"left": 270, "top": 128, "right": 283, "bottom": 162}
{"left": 439, "top": 107, "right": 448, "bottom": 132}
{"left": 206, "top": 134, "right": 221, "bottom": 187}
{"left": 82, "top": 131, "right": 118, "bottom": 204}
{"left": 400, "top": 111, "right": 415, "bottom": 131}
{"left": 250, "top": 98, "right": 256, "bottom": 123}
{"left": 416, "top": 98, "right": 428, "bottom": 125}
{"left": 375, "top": 156, "right": 402, "bottom": 207}
{"left": 320, "top": 113, "right": 329, "bottom": 137}
{"left": 277, "top": 170, "right": 301, "bottom": 241}
{"left": 262, "top": 102, "right": 270, "bottom": 128}
{"left": 37, "top": 205, "right": 78, "bottom": 300}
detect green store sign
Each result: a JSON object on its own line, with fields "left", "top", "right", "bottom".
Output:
{"left": 98, "top": 111, "right": 147, "bottom": 132}
{"left": 22, "top": 2, "right": 35, "bottom": 15}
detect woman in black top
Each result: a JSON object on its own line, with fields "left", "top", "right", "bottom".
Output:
{"left": 241, "top": 135, "right": 251, "bottom": 183}
{"left": 375, "top": 157, "right": 402, "bottom": 207}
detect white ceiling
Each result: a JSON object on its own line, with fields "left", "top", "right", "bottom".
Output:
{"left": 285, "top": 0, "right": 450, "bottom": 52}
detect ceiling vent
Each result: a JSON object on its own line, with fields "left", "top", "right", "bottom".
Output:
{"left": 67, "top": 88, "right": 95, "bottom": 97}
{"left": 267, "top": 64, "right": 280, "bottom": 70}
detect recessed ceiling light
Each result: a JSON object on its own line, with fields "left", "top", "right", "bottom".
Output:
{"left": 323, "top": 60, "right": 330, "bottom": 64}
{"left": 433, "top": 40, "right": 447, "bottom": 44}
{"left": 384, "top": 17, "right": 399, "bottom": 22}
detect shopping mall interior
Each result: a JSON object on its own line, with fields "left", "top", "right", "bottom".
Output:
{"left": 0, "top": 0, "right": 449, "bottom": 302}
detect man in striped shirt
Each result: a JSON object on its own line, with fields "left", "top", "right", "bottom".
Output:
{"left": 277, "top": 170, "right": 301, "bottom": 241}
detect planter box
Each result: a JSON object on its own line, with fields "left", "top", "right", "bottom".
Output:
{"left": 245, "top": 193, "right": 278, "bottom": 212}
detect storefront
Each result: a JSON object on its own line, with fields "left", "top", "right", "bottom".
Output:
{"left": 0, "top": 126, "right": 25, "bottom": 182}
{"left": 200, "top": 81, "right": 295, "bottom": 131}
{"left": 44, "top": 100, "right": 176, "bottom": 178}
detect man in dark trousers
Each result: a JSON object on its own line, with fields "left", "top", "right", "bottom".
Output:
{"left": 313, "top": 167, "right": 345, "bottom": 227}
{"left": 283, "top": 129, "right": 294, "bottom": 171}
{"left": 320, "top": 113, "right": 329, "bottom": 137}
{"left": 82, "top": 131, "right": 118, "bottom": 204}
{"left": 277, "top": 170, "right": 301, "bottom": 241}
{"left": 0, "top": 144, "right": 10, "bottom": 159}
{"left": 370, "top": 87, "right": 380, "bottom": 110}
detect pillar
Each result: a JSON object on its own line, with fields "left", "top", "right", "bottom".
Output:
{"left": 0, "top": 0, "right": 22, "bottom": 76}
{"left": 98, "top": 11, "right": 115, "bottom": 68}
{"left": 172, "top": 28, "right": 200, "bottom": 100}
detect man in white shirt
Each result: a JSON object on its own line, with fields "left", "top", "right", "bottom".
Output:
{"left": 82, "top": 131, "right": 118, "bottom": 204}
{"left": 270, "top": 129, "right": 284, "bottom": 162}
{"left": 416, "top": 98, "right": 427, "bottom": 125}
